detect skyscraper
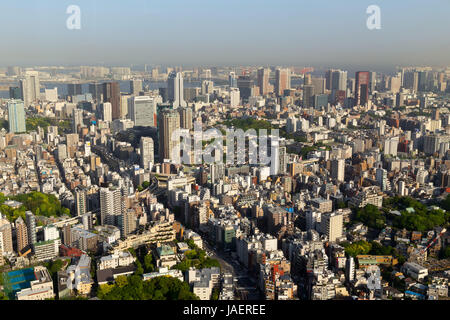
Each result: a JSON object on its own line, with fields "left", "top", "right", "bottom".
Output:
{"left": 100, "top": 102, "right": 113, "bottom": 122}
{"left": 72, "top": 108, "right": 83, "bottom": 133}
{"left": 99, "top": 187, "right": 123, "bottom": 226}
{"left": 67, "top": 83, "right": 82, "bottom": 96}
{"left": 168, "top": 72, "right": 187, "bottom": 108}
{"left": 229, "top": 72, "right": 237, "bottom": 88}
{"left": 130, "top": 79, "right": 143, "bottom": 95}
{"left": 178, "top": 107, "right": 193, "bottom": 130}
{"left": 88, "top": 82, "right": 103, "bottom": 101}
{"left": 128, "top": 96, "right": 158, "bottom": 127}
{"left": 303, "top": 85, "right": 315, "bottom": 108}
{"left": 355, "top": 71, "right": 370, "bottom": 106}
{"left": 19, "top": 71, "right": 40, "bottom": 107}
{"left": 158, "top": 109, "right": 180, "bottom": 161}
{"left": 7, "top": 100, "right": 26, "bottom": 133}
{"left": 102, "top": 82, "right": 121, "bottom": 120}
{"left": 237, "top": 75, "right": 253, "bottom": 101}
{"left": 140, "top": 137, "right": 154, "bottom": 169}
{"left": 257, "top": 68, "right": 270, "bottom": 96}
{"left": 275, "top": 68, "right": 290, "bottom": 96}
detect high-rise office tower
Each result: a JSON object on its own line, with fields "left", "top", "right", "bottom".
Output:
{"left": 355, "top": 71, "right": 370, "bottom": 106}
{"left": 9, "top": 86, "right": 22, "bottom": 100}
{"left": 331, "top": 158, "right": 345, "bottom": 182}
{"left": 403, "top": 71, "right": 419, "bottom": 92}
{"left": 19, "top": 71, "right": 40, "bottom": 107}
{"left": 201, "top": 80, "right": 214, "bottom": 95}
{"left": 237, "top": 75, "right": 253, "bottom": 101}
{"left": 303, "top": 85, "right": 315, "bottom": 107}
{"left": 100, "top": 102, "right": 113, "bottom": 122}
{"left": 178, "top": 107, "right": 193, "bottom": 130}
{"left": 158, "top": 109, "right": 180, "bottom": 161}
{"left": 67, "top": 83, "right": 82, "bottom": 96}
{"left": 102, "top": 82, "right": 121, "bottom": 120}
{"left": 130, "top": 79, "right": 143, "bottom": 95}
{"left": 75, "top": 186, "right": 88, "bottom": 217}
{"left": 72, "top": 108, "right": 83, "bottom": 133}
{"left": 140, "top": 137, "right": 154, "bottom": 169}
{"left": 229, "top": 72, "right": 237, "bottom": 88}
{"left": 15, "top": 216, "right": 28, "bottom": 253}
{"left": 99, "top": 187, "right": 123, "bottom": 226}
{"left": 257, "top": 68, "right": 270, "bottom": 96}
{"left": 168, "top": 72, "right": 187, "bottom": 108}
{"left": 320, "top": 212, "right": 343, "bottom": 242}
{"left": 128, "top": 96, "right": 158, "bottom": 127}
{"left": 327, "top": 70, "right": 347, "bottom": 91}
{"left": 7, "top": 100, "right": 26, "bottom": 133}
{"left": 275, "top": 68, "right": 290, "bottom": 96}
{"left": 311, "top": 77, "right": 326, "bottom": 95}
{"left": 25, "top": 211, "right": 37, "bottom": 247}
{"left": 88, "top": 82, "right": 103, "bottom": 101}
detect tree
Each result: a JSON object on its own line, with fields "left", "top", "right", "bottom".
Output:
{"left": 144, "top": 254, "right": 155, "bottom": 273}
{"left": 354, "top": 204, "right": 385, "bottom": 229}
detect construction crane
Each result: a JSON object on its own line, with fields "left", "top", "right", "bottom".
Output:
{"left": 420, "top": 228, "right": 447, "bottom": 255}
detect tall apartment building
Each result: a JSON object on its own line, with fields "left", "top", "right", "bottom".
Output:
{"left": 7, "top": 100, "right": 26, "bottom": 133}
{"left": 75, "top": 186, "right": 87, "bottom": 217}
{"left": 100, "top": 187, "right": 123, "bottom": 226}
{"left": 15, "top": 216, "right": 29, "bottom": 254}
{"left": 139, "top": 137, "right": 154, "bottom": 169}
{"left": 331, "top": 158, "right": 345, "bottom": 182}
{"left": 26, "top": 211, "right": 37, "bottom": 248}
{"left": 0, "top": 217, "right": 13, "bottom": 254}
{"left": 320, "top": 211, "right": 343, "bottom": 242}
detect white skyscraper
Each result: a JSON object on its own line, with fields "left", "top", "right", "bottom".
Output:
{"left": 101, "top": 102, "right": 113, "bottom": 122}
{"left": 168, "top": 72, "right": 187, "bottom": 108}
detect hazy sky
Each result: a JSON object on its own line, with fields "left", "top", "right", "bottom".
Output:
{"left": 1, "top": 0, "right": 450, "bottom": 71}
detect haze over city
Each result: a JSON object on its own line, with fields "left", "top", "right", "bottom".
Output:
{"left": 1, "top": 0, "right": 450, "bottom": 72}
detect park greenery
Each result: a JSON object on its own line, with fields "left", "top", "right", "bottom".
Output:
{"left": 0, "top": 191, "right": 71, "bottom": 222}
{"left": 25, "top": 117, "right": 72, "bottom": 134}
{"left": 384, "top": 196, "right": 450, "bottom": 232}
{"left": 350, "top": 196, "right": 450, "bottom": 232}
{"left": 352, "top": 204, "right": 386, "bottom": 230}
{"left": 342, "top": 240, "right": 406, "bottom": 264}
{"left": 96, "top": 274, "right": 198, "bottom": 300}
{"left": 171, "top": 240, "right": 220, "bottom": 272}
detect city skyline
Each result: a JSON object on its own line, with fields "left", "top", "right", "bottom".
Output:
{"left": 0, "top": 0, "right": 450, "bottom": 71}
